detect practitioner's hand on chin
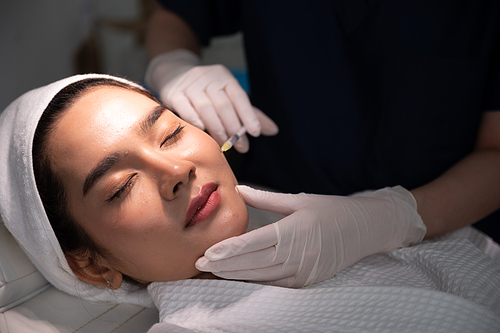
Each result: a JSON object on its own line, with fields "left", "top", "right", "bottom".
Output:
{"left": 195, "top": 185, "right": 426, "bottom": 288}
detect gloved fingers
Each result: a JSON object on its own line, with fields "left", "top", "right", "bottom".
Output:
{"left": 255, "top": 108, "right": 279, "bottom": 136}
{"left": 185, "top": 89, "right": 229, "bottom": 145}
{"left": 206, "top": 84, "right": 240, "bottom": 130}
{"left": 206, "top": 86, "right": 249, "bottom": 153}
{"left": 195, "top": 245, "right": 280, "bottom": 272}
{"left": 236, "top": 185, "right": 306, "bottom": 215}
{"left": 203, "top": 222, "right": 279, "bottom": 260}
{"left": 231, "top": 133, "right": 250, "bottom": 153}
{"left": 225, "top": 80, "right": 261, "bottom": 137}
{"left": 170, "top": 65, "right": 208, "bottom": 92}
{"left": 167, "top": 93, "right": 205, "bottom": 130}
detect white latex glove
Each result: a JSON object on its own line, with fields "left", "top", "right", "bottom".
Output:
{"left": 145, "top": 49, "right": 279, "bottom": 153}
{"left": 195, "top": 185, "right": 427, "bottom": 288}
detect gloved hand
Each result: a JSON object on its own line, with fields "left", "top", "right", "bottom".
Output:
{"left": 195, "top": 185, "right": 427, "bottom": 288}
{"left": 145, "top": 49, "right": 279, "bottom": 153}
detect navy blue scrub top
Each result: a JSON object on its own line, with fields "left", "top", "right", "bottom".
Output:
{"left": 156, "top": 0, "right": 500, "bottom": 240}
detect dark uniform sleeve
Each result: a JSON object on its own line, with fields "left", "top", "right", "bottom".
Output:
{"left": 155, "top": 0, "right": 241, "bottom": 46}
{"left": 484, "top": 37, "right": 500, "bottom": 111}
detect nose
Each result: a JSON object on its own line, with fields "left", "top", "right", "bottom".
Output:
{"left": 156, "top": 157, "right": 196, "bottom": 201}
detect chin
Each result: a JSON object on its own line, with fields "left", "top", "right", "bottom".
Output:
{"left": 213, "top": 184, "right": 249, "bottom": 235}
{"left": 222, "top": 200, "right": 249, "bottom": 239}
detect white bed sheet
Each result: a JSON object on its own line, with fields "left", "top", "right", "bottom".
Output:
{"left": 148, "top": 227, "right": 500, "bottom": 333}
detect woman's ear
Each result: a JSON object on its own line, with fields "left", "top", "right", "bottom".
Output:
{"left": 65, "top": 253, "right": 123, "bottom": 290}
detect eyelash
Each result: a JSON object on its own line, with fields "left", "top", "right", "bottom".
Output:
{"left": 161, "top": 124, "right": 185, "bottom": 147}
{"left": 106, "top": 174, "right": 137, "bottom": 203}
{"left": 106, "top": 124, "right": 185, "bottom": 203}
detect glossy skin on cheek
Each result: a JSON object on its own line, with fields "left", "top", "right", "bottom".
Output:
{"left": 47, "top": 86, "right": 248, "bottom": 282}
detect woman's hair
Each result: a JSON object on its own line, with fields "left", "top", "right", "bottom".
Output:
{"left": 32, "top": 77, "right": 161, "bottom": 284}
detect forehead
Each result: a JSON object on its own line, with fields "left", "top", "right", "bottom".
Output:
{"left": 53, "top": 86, "right": 159, "bottom": 140}
{"left": 47, "top": 86, "right": 159, "bottom": 177}
{"left": 68, "top": 85, "right": 156, "bottom": 122}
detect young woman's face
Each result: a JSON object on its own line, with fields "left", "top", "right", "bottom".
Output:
{"left": 47, "top": 86, "right": 248, "bottom": 283}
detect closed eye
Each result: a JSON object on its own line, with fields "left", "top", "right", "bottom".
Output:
{"left": 106, "top": 173, "right": 137, "bottom": 203}
{"left": 105, "top": 125, "right": 184, "bottom": 203}
{"left": 161, "top": 124, "right": 185, "bottom": 147}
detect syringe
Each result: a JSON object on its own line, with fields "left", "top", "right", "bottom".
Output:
{"left": 221, "top": 127, "right": 247, "bottom": 152}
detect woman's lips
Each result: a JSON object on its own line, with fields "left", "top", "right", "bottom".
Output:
{"left": 185, "top": 182, "right": 221, "bottom": 228}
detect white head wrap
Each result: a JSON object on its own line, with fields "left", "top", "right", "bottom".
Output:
{"left": 0, "top": 74, "right": 153, "bottom": 306}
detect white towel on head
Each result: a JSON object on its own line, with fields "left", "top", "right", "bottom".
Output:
{"left": 0, "top": 74, "right": 152, "bottom": 306}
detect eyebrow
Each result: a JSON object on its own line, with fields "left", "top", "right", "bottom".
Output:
{"left": 140, "top": 104, "right": 167, "bottom": 134}
{"left": 82, "top": 104, "right": 167, "bottom": 196}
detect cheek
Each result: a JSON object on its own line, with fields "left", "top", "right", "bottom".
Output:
{"left": 185, "top": 128, "right": 224, "bottom": 160}
{"left": 111, "top": 185, "right": 164, "bottom": 228}
{"left": 78, "top": 186, "right": 172, "bottom": 255}
{"left": 206, "top": 192, "right": 249, "bottom": 246}
{"left": 225, "top": 193, "right": 249, "bottom": 234}
{"left": 217, "top": 205, "right": 248, "bottom": 238}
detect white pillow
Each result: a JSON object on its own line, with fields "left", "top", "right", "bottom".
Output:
{"left": 0, "top": 213, "right": 49, "bottom": 312}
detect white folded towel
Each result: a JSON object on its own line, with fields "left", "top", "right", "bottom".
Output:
{"left": 0, "top": 74, "right": 152, "bottom": 306}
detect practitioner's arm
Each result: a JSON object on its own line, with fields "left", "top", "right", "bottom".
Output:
{"left": 412, "top": 110, "right": 500, "bottom": 238}
{"left": 144, "top": 3, "right": 278, "bottom": 153}
{"left": 145, "top": 2, "right": 201, "bottom": 58}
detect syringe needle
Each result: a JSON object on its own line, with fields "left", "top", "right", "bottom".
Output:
{"left": 221, "top": 127, "right": 247, "bottom": 152}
